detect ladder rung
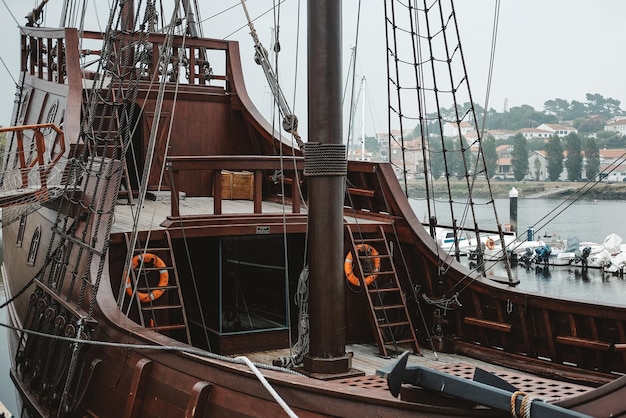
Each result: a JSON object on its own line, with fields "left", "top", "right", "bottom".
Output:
{"left": 133, "top": 266, "right": 174, "bottom": 272}
{"left": 369, "top": 286, "right": 400, "bottom": 293}
{"left": 136, "top": 285, "right": 179, "bottom": 291}
{"left": 134, "top": 247, "right": 171, "bottom": 253}
{"left": 368, "top": 270, "right": 394, "bottom": 276}
{"left": 359, "top": 254, "right": 390, "bottom": 260}
{"left": 358, "top": 237, "right": 385, "bottom": 244}
{"left": 373, "top": 304, "right": 405, "bottom": 311}
{"left": 150, "top": 324, "right": 187, "bottom": 331}
{"left": 142, "top": 304, "right": 182, "bottom": 311}
{"left": 379, "top": 321, "right": 410, "bottom": 328}
{"left": 384, "top": 338, "right": 415, "bottom": 345}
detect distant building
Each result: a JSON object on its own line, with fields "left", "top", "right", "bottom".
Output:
{"left": 536, "top": 123, "right": 578, "bottom": 137}
{"left": 518, "top": 127, "right": 552, "bottom": 139}
{"left": 604, "top": 119, "right": 626, "bottom": 136}
{"left": 495, "top": 144, "right": 514, "bottom": 178}
{"left": 486, "top": 129, "right": 516, "bottom": 140}
{"left": 527, "top": 150, "right": 548, "bottom": 181}
{"left": 389, "top": 137, "right": 425, "bottom": 178}
{"left": 442, "top": 121, "right": 474, "bottom": 138}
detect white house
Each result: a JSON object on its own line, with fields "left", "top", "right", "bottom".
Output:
{"left": 518, "top": 127, "right": 552, "bottom": 139}
{"left": 604, "top": 119, "right": 626, "bottom": 136}
{"left": 442, "top": 121, "right": 474, "bottom": 138}
{"left": 527, "top": 150, "right": 548, "bottom": 181}
{"left": 537, "top": 123, "right": 578, "bottom": 137}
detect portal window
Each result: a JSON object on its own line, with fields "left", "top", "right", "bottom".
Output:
{"left": 16, "top": 215, "right": 27, "bottom": 247}
{"left": 27, "top": 226, "right": 41, "bottom": 266}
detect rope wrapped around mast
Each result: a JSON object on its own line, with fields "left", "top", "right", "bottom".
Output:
{"left": 303, "top": 143, "right": 347, "bottom": 177}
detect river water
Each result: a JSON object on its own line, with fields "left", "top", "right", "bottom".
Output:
{"left": 410, "top": 196, "right": 626, "bottom": 306}
{"left": 0, "top": 197, "right": 625, "bottom": 413}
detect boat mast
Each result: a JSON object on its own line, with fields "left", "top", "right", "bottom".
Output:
{"left": 303, "top": 0, "right": 352, "bottom": 375}
{"left": 361, "top": 76, "right": 366, "bottom": 160}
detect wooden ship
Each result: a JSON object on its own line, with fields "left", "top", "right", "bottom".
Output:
{"left": 1, "top": 1, "right": 626, "bottom": 417}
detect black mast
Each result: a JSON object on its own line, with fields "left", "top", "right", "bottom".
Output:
{"left": 302, "top": 0, "right": 353, "bottom": 375}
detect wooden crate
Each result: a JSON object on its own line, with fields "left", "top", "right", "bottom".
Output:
{"left": 221, "top": 170, "right": 254, "bottom": 200}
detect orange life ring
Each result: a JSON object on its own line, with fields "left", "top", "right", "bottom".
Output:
{"left": 485, "top": 238, "right": 495, "bottom": 250}
{"left": 344, "top": 244, "right": 381, "bottom": 287}
{"left": 126, "top": 253, "right": 169, "bottom": 303}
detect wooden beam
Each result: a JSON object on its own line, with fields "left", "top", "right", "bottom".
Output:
{"left": 556, "top": 335, "right": 612, "bottom": 351}
{"left": 464, "top": 317, "right": 512, "bottom": 333}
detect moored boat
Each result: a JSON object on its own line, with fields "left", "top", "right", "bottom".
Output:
{"left": 2, "top": 1, "right": 626, "bottom": 417}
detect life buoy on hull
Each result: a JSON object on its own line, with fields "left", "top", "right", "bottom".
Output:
{"left": 485, "top": 238, "right": 496, "bottom": 250}
{"left": 344, "top": 244, "right": 381, "bottom": 286}
{"left": 126, "top": 253, "right": 169, "bottom": 303}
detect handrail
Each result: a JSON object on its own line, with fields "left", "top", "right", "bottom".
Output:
{"left": 166, "top": 156, "right": 305, "bottom": 216}
{"left": 0, "top": 123, "right": 66, "bottom": 201}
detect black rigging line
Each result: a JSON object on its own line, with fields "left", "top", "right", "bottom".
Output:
{"left": 221, "top": 0, "right": 288, "bottom": 40}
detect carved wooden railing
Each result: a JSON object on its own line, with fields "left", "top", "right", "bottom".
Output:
{"left": 0, "top": 123, "right": 66, "bottom": 207}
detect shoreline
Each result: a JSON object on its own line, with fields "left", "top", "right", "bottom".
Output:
{"left": 407, "top": 179, "right": 626, "bottom": 200}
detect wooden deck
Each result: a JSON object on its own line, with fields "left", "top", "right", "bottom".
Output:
{"left": 243, "top": 343, "right": 595, "bottom": 403}
{"left": 111, "top": 194, "right": 388, "bottom": 234}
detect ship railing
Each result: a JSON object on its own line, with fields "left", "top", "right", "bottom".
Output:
{"left": 79, "top": 30, "right": 232, "bottom": 90}
{"left": 20, "top": 27, "right": 68, "bottom": 83}
{"left": 166, "top": 155, "right": 305, "bottom": 217}
{"left": 0, "top": 123, "right": 67, "bottom": 207}
{"left": 20, "top": 25, "right": 233, "bottom": 90}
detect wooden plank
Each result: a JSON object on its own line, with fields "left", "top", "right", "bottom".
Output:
{"left": 185, "top": 381, "right": 212, "bottom": 418}
{"left": 464, "top": 317, "right": 512, "bottom": 333}
{"left": 556, "top": 335, "right": 611, "bottom": 351}
{"left": 123, "top": 358, "right": 153, "bottom": 418}
{"left": 347, "top": 187, "right": 375, "bottom": 198}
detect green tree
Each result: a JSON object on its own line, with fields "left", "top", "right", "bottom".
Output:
{"left": 545, "top": 135, "right": 563, "bottom": 181}
{"left": 510, "top": 133, "right": 529, "bottom": 181}
{"left": 573, "top": 116, "right": 607, "bottom": 134}
{"left": 564, "top": 133, "right": 583, "bottom": 181}
{"left": 543, "top": 98, "right": 570, "bottom": 120}
{"left": 426, "top": 135, "right": 444, "bottom": 179}
{"left": 583, "top": 137, "right": 600, "bottom": 180}
{"left": 364, "top": 135, "right": 380, "bottom": 155}
{"left": 533, "top": 157, "right": 542, "bottom": 181}
{"left": 479, "top": 135, "right": 498, "bottom": 178}
{"left": 585, "top": 93, "right": 623, "bottom": 118}
{"left": 452, "top": 136, "right": 470, "bottom": 179}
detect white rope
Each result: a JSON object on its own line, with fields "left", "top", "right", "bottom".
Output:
{"left": 234, "top": 356, "right": 299, "bottom": 418}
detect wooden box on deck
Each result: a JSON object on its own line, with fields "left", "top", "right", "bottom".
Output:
{"left": 220, "top": 170, "right": 254, "bottom": 200}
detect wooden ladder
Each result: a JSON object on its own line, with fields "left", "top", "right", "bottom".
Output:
{"left": 125, "top": 231, "right": 191, "bottom": 344}
{"left": 88, "top": 89, "right": 134, "bottom": 204}
{"left": 347, "top": 224, "right": 420, "bottom": 357}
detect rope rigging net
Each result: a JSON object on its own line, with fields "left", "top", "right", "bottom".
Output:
{"left": 384, "top": 0, "right": 513, "bottom": 282}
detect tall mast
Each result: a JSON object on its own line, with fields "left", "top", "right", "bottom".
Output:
{"left": 303, "top": 0, "right": 352, "bottom": 375}
{"left": 361, "top": 76, "right": 366, "bottom": 160}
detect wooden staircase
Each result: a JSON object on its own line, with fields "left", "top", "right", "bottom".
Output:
{"left": 125, "top": 231, "right": 191, "bottom": 344}
{"left": 347, "top": 225, "right": 420, "bottom": 357}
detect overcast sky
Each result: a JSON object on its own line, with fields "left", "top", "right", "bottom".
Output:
{"left": 0, "top": 1, "right": 625, "bottom": 138}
